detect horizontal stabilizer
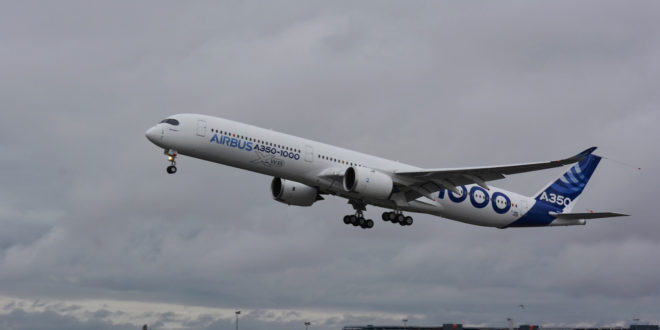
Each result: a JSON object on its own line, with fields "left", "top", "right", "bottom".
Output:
{"left": 549, "top": 211, "right": 629, "bottom": 220}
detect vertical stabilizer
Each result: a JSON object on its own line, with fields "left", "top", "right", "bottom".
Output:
{"left": 533, "top": 153, "right": 601, "bottom": 212}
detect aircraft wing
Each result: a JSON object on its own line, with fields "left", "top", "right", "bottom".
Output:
{"left": 392, "top": 147, "right": 597, "bottom": 201}
{"left": 549, "top": 211, "right": 629, "bottom": 220}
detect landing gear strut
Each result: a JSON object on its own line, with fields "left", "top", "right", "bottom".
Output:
{"left": 382, "top": 210, "right": 413, "bottom": 226}
{"left": 164, "top": 149, "right": 177, "bottom": 174}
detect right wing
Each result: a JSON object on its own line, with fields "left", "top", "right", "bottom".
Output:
{"left": 392, "top": 147, "right": 597, "bottom": 201}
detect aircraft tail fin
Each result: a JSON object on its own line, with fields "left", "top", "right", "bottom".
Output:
{"left": 533, "top": 149, "right": 601, "bottom": 212}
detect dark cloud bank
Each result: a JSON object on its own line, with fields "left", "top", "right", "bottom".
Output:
{"left": 1, "top": 1, "right": 659, "bottom": 329}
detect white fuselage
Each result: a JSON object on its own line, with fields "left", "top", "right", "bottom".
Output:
{"left": 146, "top": 114, "right": 540, "bottom": 228}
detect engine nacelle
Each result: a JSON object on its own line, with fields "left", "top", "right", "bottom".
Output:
{"left": 270, "top": 178, "right": 321, "bottom": 206}
{"left": 343, "top": 166, "right": 393, "bottom": 200}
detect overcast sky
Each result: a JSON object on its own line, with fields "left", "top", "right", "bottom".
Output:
{"left": 1, "top": 1, "right": 660, "bottom": 329}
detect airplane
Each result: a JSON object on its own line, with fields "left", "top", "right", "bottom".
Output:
{"left": 145, "top": 114, "right": 628, "bottom": 229}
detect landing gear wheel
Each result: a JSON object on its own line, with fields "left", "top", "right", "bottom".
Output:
{"left": 343, "top": 215, "right": 351, "bottom": 224}
{"left": 396, "top": 214, "right": 405, "bottom": 223}
{"left": 345, "top": 201, "right": 375, "bottom": 229}
{"left": 349, "top": 215, "right": 359, "bottom": 226}
{"left": 166, "top": 165, "right": 177, "bottom": 174}
{"left": 382, "top": 213, "right": 389, "bottom": 221}
{"left": 387, "top": 212, "right": 397, "bottom": 222}
{"left": 404, "top": 216, "right": 413, "bottom": 226}
{"left": 163, "top": 149, "right": 178, "bottom": 174}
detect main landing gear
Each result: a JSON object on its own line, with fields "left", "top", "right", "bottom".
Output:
{"left": 382, "top": 211, "right": 413, "bottom": 226}
{"left": 343, "top": 200, "right": 373, "bottom": 229}
{"left": 342, "top": 211, "right": 374, "bottom": 229}
{"left": 164, "top": 149, "right": 177, "bottom": 174}
{"left": 341, "top": 210, "right": 413, "bottom": 229}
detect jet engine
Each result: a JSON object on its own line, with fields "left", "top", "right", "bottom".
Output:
{"left": 271, "top": 178, "right": 322, "bottom": 206}
{"left": 343, "top": 166, "right": 393, "bottom": 200}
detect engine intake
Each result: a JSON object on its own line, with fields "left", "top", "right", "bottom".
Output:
{"left": 343, "top": 166, "right": 393, "bottom": 200}
{"left": 271, "top": 178, "right": 322, "bottom": 206}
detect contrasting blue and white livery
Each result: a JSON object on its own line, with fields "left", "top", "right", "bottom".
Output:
{"left": 508, "top": 153, "right": 600, "bottom": 227}
{"left": 146, "top": 114, "right": 627, "bottom": 229}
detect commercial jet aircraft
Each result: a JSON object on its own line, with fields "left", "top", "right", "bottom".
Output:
{"left": 145, "top": 114, "right": 627, "bottom": 229}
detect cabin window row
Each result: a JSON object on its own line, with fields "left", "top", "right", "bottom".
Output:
{"left": 210, "top": 128, "right": 301, "bottom": 153}
{"left": 317, "top": 154, "right": 363, "bottom": 167}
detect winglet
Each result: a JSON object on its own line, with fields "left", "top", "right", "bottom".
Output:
{"left": 576, "top": 147, "right": 598, "bottom": 158}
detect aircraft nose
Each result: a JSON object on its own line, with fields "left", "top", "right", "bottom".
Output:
{"left": 145, "top": 126, "right": 160, "bottom": 144}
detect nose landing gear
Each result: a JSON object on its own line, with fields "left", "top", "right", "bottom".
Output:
{"left": 164, "top": 149, "right": 178, "bottom": 174}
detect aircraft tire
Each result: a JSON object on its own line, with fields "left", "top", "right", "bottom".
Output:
{"left": 396, "top": 214, "right": 405, "bottom": 223}
{"left": 349, "top": 215, "right": 359, "bottom": 226}
{"left": 387, "top": 212, "right": 397, "bottom": 221}
{"left": 358, "top": 217, "right": 366, "bottom": 227}
{"left": 365, "top": 219, "right": 374, "bottom": 228}
{"left": 382, "top": 213, "right": 389, "bottom": 221}
{"left": 343, "top": 215, "right": 351, "bottom": 224}
{"left": 166, "top": 165, "right": 177, "bottom": 174}
{"left": 404, "top": 216, "right": 413, "bottom": 226}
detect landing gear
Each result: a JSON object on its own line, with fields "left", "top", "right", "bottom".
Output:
{"left": 382, "top": 211, "right": 413, "bottom": 226}
{"left": 164, "top": 149, "right": 178, "bottom": 174}
{"left": 341, "top": 211, "right": 374, "bottom": 229}
{"left": 342, "top": 200, "right": 375, "bottom": 229}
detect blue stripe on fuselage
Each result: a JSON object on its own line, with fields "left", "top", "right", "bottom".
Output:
{"left": 505, "top": 200, "right": 561, "bottom": 227}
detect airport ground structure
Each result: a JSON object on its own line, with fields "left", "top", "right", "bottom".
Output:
{"left": 342, "top": 324, "right": 659, "bottom": 330}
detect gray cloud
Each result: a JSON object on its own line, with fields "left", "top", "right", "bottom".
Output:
{"left": 1, "top": 1, "right": 659, "bottom": 329}
{"left": 0, "top": 308, "right": 136, "bottom": 330}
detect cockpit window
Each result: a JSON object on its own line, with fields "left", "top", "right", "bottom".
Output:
{"left": 160, "top": 118, "right": 180, "bottom": 126}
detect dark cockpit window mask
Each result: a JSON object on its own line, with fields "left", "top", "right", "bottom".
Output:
{"left": 160, "top": 118, "right": 180, "bottom": 126}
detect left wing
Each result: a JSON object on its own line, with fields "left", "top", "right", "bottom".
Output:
{"left": 392, "top": 147, "right": 597, "bottom": 201}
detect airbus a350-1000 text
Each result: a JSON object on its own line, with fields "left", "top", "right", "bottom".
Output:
{"left": 145, "top": 114, "right": 627, "bottom": 229}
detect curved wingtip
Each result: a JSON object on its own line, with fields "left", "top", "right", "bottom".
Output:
{"left": 577, "top": 146, "right": 598, "bottom": 157}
